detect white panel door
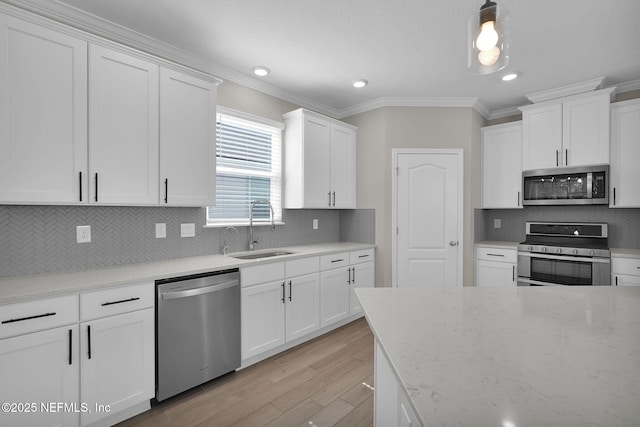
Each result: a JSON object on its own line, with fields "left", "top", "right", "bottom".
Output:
{"left": 481, "top": 122, "right": 522, "bottom": 208}
{"left": 521, "top": 103, "right": 562, "bottom": 170}
{"left": 0, "top": 325, "right": 80, "bottom": 427}
{"left": 475, "top": 260, "right": 516, "bottom": 287}
{"left": 395, "top": 151, "right": 462, "bottom": 287}
{"left": 562, "top": 92, "right": 610, "bottom": 166}
{"left": 89, "top": 44, "right": 159, "bottom": 204}
{"left": 302, "top": 116, "right": 332, "bottom": 207}
{"left": 160, "top": 68, "right": 217, "bottom": 206}
{"left": 0, "top": 15, "right": 87, "bottom": 204}
{"left": 80, "top": 309, "right": 154, "bottom": 426}
{"left": 350, "top": 262, "right": 374, "bottom": 315}
{"left": 614, "top": 275, "right": 640, "bottom": 287}
{"left": 285, "top": 273, "right": 320, "bottom": 342}
{"left": 610, "top": 99, "right": 640, "bottom": 208}
{"left": 330, "top": 124, "right": 356, "bottom": 208}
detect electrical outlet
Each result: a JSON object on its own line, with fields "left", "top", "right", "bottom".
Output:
{"left": 76, "top": 225, "right": 91, "bottom": 243}
{"left": 494, "top": 219, "right": 501, "bottom": 229}
{"left": 181, "top": 223, "right": 195, "bottom": 238}
{"left": 155, "top": 223, "right": 166, "bottom": 239}
{"left": 313, "top": 219, "right": 318, "bottom": 230}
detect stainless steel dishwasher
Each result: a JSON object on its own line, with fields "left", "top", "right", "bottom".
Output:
{"left": 156, "top": 268, "right": 240, "bottom": 401}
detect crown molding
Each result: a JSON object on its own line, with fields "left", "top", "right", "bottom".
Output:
{"left": 525, "top": 77, "right": 606, "bottom": 103}
{"left": 337, "top": 97, "right": 484, "bottom": 119}
{"left": 615, "top": 78, "right": 640, "bottom": 94}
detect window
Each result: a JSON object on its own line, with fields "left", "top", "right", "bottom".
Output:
{"left": 206, "top": 107, "right": 283, "bottom": 226}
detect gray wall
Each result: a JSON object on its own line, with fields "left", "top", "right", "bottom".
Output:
{"left": 476, "top": 206, "right": 640, "bottom": 248}
{"left": 0, "top": 206, "right": 374, "bottom": 277}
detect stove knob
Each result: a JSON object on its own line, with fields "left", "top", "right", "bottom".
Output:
{"left": 542, "top": 247, "right": 547, "bottom": 252}
{"left": 573, "top": 249, "right": 578, "bottom": 255}
{"left": 557, "top": 248, "right": 562, "bottom": 254}
{"left": 590, "top": 250, "right": 595, "bottom": 256}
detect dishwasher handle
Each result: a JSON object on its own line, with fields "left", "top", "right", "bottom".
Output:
{"left": 161, "top": 280, "right": 238, "bottom": 300}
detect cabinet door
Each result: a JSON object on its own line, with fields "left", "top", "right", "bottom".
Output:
{"left": 89, "top": 45, "right": 159, "bottom": 204}
{"left": 521, "top": 103, "right": 562, "bottom": 170}
{"left": 80, "top": 309, "right": 154, "bottom": 426}
{"left": 0, "top": 15, "right": 87, "bottom": 204}
{"left": 614, "top": 275, "right": 640, "bottom": 287}
{"left": 160, "top": 68, "right": 217, "bottom": 206}
{"left": 320, "top": 267, "right": 350, "bottom": 327}
{"left": 475, "top": 260, "right": 516, "bottom": 287}
{"left": 0, "top": 325, "right": 79, "bottom": 427}
{"left": 481, "top": 122, "right": 523, "bottom": 208}
{"left": 302, "top": 115, "right": 332, "bottom": 208}
{"left": 241, "top": 281, "right": 285, "bottom": 360}
{"left": 285, "top": 273, "right": 320, "bottom": 342}
{"left": 562, "top": 92, "right": 610, "bottom": 167}
{"left": 610, "top": 100, "right": 640, "bottom": 208}
{"left": 350, "top": 262, "right": 374, "bottom": 315}
{"left": 330, "top": 124, "right": 356, "bottom": 208}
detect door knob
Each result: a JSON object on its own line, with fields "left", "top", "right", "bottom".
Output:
{"left": 449, "top": 241, "right": 458, "bottom": 246}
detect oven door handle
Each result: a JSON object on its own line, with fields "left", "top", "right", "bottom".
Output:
{"left": 517, "top": 252, "right": 610, "bottom": 264}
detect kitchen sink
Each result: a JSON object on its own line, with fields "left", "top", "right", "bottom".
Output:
{"left": 229, "top": 250, "right": 295, "bottom": 260}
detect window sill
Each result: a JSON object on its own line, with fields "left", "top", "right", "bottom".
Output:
{"left": 203, "top": 222, "right": 286, "bottom": 229}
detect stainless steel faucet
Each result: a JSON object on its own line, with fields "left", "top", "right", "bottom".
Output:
{"left": 222, "top": 226, "right": 239, "bottom": 255}
{"left": 249, "top": 199, "right": 275, "bottom": 251}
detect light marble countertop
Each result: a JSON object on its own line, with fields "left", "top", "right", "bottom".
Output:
{"left": 475, "top": 241, "right": 520, "bottom": 250}
{"left": 356, "top": 286, "right": 640, "bottom": 427}
{"left": 0, "top": 242, "right": 374, "bottom": 305}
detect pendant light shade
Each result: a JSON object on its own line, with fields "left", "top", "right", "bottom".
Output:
{"left": 468, "top": 0, "right": 510, "bottom": 74}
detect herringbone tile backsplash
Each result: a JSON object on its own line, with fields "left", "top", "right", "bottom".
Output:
{"left": 0, "top": 206, "right": 374, "bottom": 277}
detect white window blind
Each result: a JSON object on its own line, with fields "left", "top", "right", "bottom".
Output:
{"left": 207, "top": 109, "right": 283, "bottom": 226}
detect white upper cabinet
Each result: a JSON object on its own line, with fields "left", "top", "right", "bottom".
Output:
{"left": 283, "top": 109, "right": 357, "bottom": 209}
{"left": 481, "top": 121, "right": 523, "bottom": 208}
{"left": 610, "top": 98, "right": 640, "bottom": 208}
{"left": 89, "top": 45, "right": 159, "bottom": 204}
{"left": 0, "top": 14, "right": 88, "bottom": 204}
{"left": 520, "top": 88, "right": 613, "bottom": 170}
{"left": 159, "top": 68, "right": 217, "bottom": 206}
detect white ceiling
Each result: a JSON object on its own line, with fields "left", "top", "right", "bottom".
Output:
{"left": 8, "top": 0, "right": 640, "bottom": 118}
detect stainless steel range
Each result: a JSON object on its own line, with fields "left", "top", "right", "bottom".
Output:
{"left": 517, "top": 222, "right": 611, "bottom": 286}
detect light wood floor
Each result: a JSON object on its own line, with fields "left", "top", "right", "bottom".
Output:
{"left": 118, "top": 318, "right": 374, "bottom": 427}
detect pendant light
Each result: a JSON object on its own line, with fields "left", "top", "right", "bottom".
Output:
{"left": 468, "top": 0, "right": 510, "bottom": 74}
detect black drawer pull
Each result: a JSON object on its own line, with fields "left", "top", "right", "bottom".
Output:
{"left": 486, "top": 253, "right": 505, "bottom": 257}
{"left": 2, "top": 312, "right": 56, "bottom": 324}
{"left": 101, "top": 297, "right": 140, "bottom": 307}
{"left": 68, "top": 329, "right": 73, "bottom": 365}
{"left": 358, "top": 254, "right": 369, "bottom": 258}
{"left": 331, "top": 259, "right": 344, "bottom": 263}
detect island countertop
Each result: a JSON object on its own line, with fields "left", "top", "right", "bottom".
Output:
{"left": 356, "top": 286, "right": 640, "bottom": 427}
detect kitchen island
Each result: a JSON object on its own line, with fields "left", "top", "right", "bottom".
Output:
{"left": 356, "top": 286, "right": 640, "bottom": 427}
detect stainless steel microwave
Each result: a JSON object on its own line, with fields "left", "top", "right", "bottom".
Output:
{"left": 522, "top": 165, "right": 609, "bottom": 205}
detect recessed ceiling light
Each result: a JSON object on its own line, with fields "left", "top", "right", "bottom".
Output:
{"left": 252, "top": 66, "right": 270, "bottom": 77}
{"left": 353, "top": 79, "right": 368, "bottom": 88}
{"left": 502, "top": 72, "right": 518, "bottom": 81}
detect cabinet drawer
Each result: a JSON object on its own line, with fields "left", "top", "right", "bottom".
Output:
{"left": 0, "top": 294, "right": 79, "bottom": 339}
{"left": 476, "top": 247, "right": 517, "bottom": 263}
{"left": 320, "top": 252, "right": 349, "bottom": 270}
{"left": 611, "top": 257, "right": 640, "bottom": 276}
{"left": 286, "top": 257, "right": 319, "bottom": 277}
{"left": 350, "top": 249, "right": 374, "bottom": 265}
{"left": 80, "top": 282, "right": 154, "bottom": 321}
{"left": 241, "top": 262, "right": 285, "bottom": 287}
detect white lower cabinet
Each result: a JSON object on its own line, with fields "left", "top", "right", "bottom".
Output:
{"left": 241, "top": 258, "right": 320, "bottom": 361}
{"left": 320, "top": 249, "right": 375, "bottom": 327}
{"left": 374, "top": 340, "right": 419, "bottom": 427}
{"left": 0, "top": 284, "right": 154, "bottom": 427}
{"left": 0, "top": 295, "right": 80, "bottom": 427}
{"left": 475, "top": 245, "right": 517, "bottom": 287}
{"left": 612, "top": 255, "right": 640, "bottom": 286}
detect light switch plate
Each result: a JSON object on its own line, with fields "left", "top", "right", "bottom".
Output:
{"left": 494, "top": 219, "right": 502, "bottom": 229}
{"left": 76, "top": 225, "right": 91, "bottom": 243}
{"left": 181, "top": 223, "right": 195, "bottom": 238}
{"left": 155, "top": 223, "right": 166, "bottom": 239}
{"left": 313, "top": 219, "right": 318, "bottom": 230}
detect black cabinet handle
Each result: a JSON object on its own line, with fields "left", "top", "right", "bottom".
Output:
{"left": 328, "top": 192, "right": 331, "bottom": 206}
{"left": 512, "top": 265, "right": 515, "bottom": 282}
{"left": 555, "top": 150, "right": 559, "bottom": 167}
{"left": 517, "top": 191, "right": 520, "bottom": 207}
{"left": 1, "top": 312, "right": 56, "bottom": 324}
{"left": 565, "top": 149, "right": 568, "bottom": 166}
{"left": 358, "top": 254, "right": 369, "bottom": 259}
{"left": 164, "top": 178, "right": 168, "bottom": 204}
{"left": 613, "top": 188, "right": 616, "bottom": 206}
{"left": 352, "top": 267, "right": 356, "bottom": 283}
{"left": 332, "top": 191, "right": 336, "bottom": 207}
{"left": 87, "top": 325, "right": 92, "bottom": 360}
{"left": 79, "top": 171, "right": 83, "bottom": 202}
{"left": 331, "top": 259, "right": 344, "bottom": 263}
{"left": 94, "top": 173, "right": 99, "bottom": 202}
{"left": 101, "top": 297, "right": 140, "bottom": 307}
{"left": 487, "top": 253, "right": 505, "bottom": 257}
{"left": 281, "top": 282, "right": 285, "bottom": 303}
{"left": 68, "top": 329, "right": 73, "bottom": 365}
{"left": 347, "top": 268, "right": 351, "bottom": 284}
{"left": 288, "top": 281, "right": 292, "bottom": 301}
